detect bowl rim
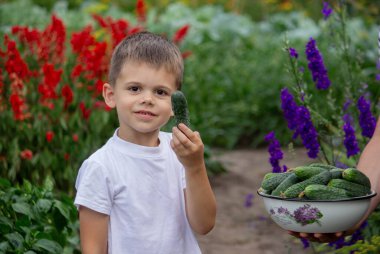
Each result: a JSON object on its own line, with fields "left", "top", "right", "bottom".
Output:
{"left": 257, "top": 190, "right": 377, "bottom": 202}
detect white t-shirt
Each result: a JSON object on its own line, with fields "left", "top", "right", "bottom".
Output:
{"left": 74, "top": 130, "right": 201, "bottom": 254}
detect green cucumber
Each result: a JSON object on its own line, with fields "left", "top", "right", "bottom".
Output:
{"left": 328, "top": 179, "right": 371, "bottom": 197}
{"left": 304, "top": 184, "right": 349, "bottom": 200}
{"left": 283, "top": 171, "right": 332, "bottom": 198}
{"left": 171, "top": 91, "right": 190, "bottom": 126}
{"left": 309, "top": 163, "right": 338, "bottom": 170}
{"left": 258, "top": 187, "right": 271, "bottom": 195}
{"left": 261, "top": 172, "right": 291, "bottom": 191}
{"left": 342, "top": 168, "right": 371, "bottom": 188}
{"left": 293, "top": 166, "right": 328, "bottom": 180}
{"left": 271, "top": 173, "right": 299, "bottom": 196}
{"left": 330, "top": 168, "right": 344, "bottom": 179}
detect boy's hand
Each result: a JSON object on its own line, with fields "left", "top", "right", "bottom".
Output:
{"left": 171, "top": 123, "right": 205, "bottom": 171}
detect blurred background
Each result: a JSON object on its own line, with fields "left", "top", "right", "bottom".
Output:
{"left": 1, "top": 0, "right": 380, "bottom": 253}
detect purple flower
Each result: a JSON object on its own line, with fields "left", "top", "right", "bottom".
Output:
{"left": 305, "top": 37, "right": 331, "bottom": 90}
{"left": 343, "top": 114, "right": 360, "bottom": 157}
{"left": 289, "top": 47, "right": 298, "bottom": 59}
{"left": 244, "top": 193, "right": 254, "bottom": 208}
{"left": 357, "top": 96, "right": 376, "bottom": 138}
{"left": 343, "top": 99, "right": 352, "bottom": 112}
{"left": 265, "top": 131, "right": 284, "bottom": 173}
{"left": 300, "top": 238, "right": 310, "bottom": 249}
{"left": 296, "top": 106, "right": 320, "bottom": 158}
{"left": 281, "top": 88, "right": 299, "bottom": 131}
{"left": 277, "top": 207, "right": 290, "bottom": 215}
{"left": 335, "top": 161, "right": 349, "bottom": 169}
{"left": 322, "top": 2, "right": 333, "bottom": 20}
{"left": 293, "top": 204, "right": 323, "bottom": 226}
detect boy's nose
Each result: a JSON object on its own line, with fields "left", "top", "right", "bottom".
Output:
{"left": 140, "top": 93, "right": 154, "bottom": 105}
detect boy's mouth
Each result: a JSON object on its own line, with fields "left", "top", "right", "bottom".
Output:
{"left": 135, "top": 110, "right": 157, "bottom": 116}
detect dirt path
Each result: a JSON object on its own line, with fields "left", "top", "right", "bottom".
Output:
{"left": 197, "top": 148, "right": 317, "bottom": 254}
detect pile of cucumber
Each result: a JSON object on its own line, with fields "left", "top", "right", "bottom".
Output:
{"left": 259, "top": 163, "right": 372, "bottom": 200}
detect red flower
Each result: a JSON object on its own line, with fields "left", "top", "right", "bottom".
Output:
{"left": 136, "top": 0, "right": 146, "bottom": 22}
{"left": 79, "top": 102, "right": 91, "bottom": 120}
{"left": 173, "top": 25, "right": 190, "bottom": 44}
{"left": 4, "top": 38, "right": 30, "bottom": 79}
{"left": 72, "top": 134, "right": 79, "bottom": 142}
{"left": 64, "top": 153, "right": 70, "bottom": 161}
{"left": 20, "top": 149, "right": 33, "bottom": 160}
{"left": 9, "top": 93, "right": 28, "bottom": 121}
{"left": 46, "top": 131, "right": 54, "bottom": 142}
{"left": 61, "top": 84, "right": 73, "bottom": 109}
{"left": 182, "top": 51, "right": 192, "bottom": 59}
{"left": 70, "top": 26, "right": 95, "bottom": 54}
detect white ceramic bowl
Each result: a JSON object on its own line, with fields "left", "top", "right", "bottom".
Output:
{"left": 257, "top": 190, "right": 377, "bottom": 233}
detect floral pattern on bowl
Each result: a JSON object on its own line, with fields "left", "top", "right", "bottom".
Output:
{"left": 270, "top": 204, "right": 323, "bottom": 226}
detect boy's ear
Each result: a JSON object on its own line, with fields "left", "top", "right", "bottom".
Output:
{"left": 103, "top": 83, "right": 116, "bottom": 108}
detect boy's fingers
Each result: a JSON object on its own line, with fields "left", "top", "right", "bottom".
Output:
{"left": 177, "top": 123, "right": 198, "bottom": 141}
{"left": 172, "top": 126, "right": 193, "bottom": 148}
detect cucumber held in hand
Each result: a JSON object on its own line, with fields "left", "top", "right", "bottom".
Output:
{"left": 171, "top": 91, "right": 190, "bottom": 126}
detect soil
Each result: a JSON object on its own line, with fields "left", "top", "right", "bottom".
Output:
{"left": 196, "top": 148, "right": 317, "bottom": 254}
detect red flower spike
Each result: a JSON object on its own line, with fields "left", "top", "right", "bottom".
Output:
{"left": 79, "top": 102, "right": 91, "bottom": 120}
{"left": 136, "top": 0, "right": 146, "bottom": 23}
{"left": 46, "top": 131, "right": 54, "bottom": 142}
{"left": 173, "top": 25, "right": 190, "bottom": 44}
{"left": 72, "top": 134, "right": 79, "bottom": 142}
{"left": 61, "top": 85, "right": 74, "bottom": 109}
{"left": 20, "top": 149, "right": 33, "bottom": 160}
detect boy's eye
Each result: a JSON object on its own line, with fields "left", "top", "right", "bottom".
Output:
{"left": 156, "top": 89, "right": 168, "bottom": 96}
{"left": 128, "top": 86, "right": 140, "bottom": 92}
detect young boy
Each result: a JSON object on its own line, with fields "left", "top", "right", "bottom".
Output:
{"left": 74, "top": 31, "right": 216, "bottom": 254}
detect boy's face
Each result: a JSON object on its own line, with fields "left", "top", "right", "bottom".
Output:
{"left": 103, "top": 62, "right": 176, "bottom": 143}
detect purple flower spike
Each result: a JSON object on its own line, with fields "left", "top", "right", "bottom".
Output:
{"left": 357, "top": 96, "right": 376, "bottom": 138}
{"left": 244, "top": 193, "right": 254, "bottom": 208}
{"left": 300, "top": 238, "right": 310, "bottom": 249}
{"left": 305, "top": 38, "right": 331, "bottom": 90}
{"left": 280, "top": 88, "right": 299, "bottom": 131}
{"left": 322, "top": 2, "right": 333, "bottom": 20}
{"left": 265, "top": 131, "right": 284, "bottom": 173}
{"left": 289, "top": 47, "right": 298, "bottom": 59}
{"left": 296, "top": 106, "right": 320, "bottom": 158}
{"left": 343, "top": 114, "right": 360, "bottom": 157}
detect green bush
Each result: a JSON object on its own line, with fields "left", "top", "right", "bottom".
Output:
{"left": 0, "top": 178, "right": 80, "bottom": 253}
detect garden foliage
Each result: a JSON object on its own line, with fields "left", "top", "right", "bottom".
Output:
{"left": 0, "top": 178, "right": 79, "bottom": 253}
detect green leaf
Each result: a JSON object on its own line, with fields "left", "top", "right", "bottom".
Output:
{"left": 0, "top": 178, "right": 11, "bottom": 188}
{"left": 0, "top": 216, "right": 13, "bottom": 233}
{"left": 43, "top": 176, "right": 54, "bottom": 192}
{"left": 60, "top": 117, "right": 68, "bottom": 131}
{"left": 12, "top": 202, "right": 33, "bottom": 218}
{"left": 4, "top": 232, "right": 24, "bottom": 249}
{"left": 54, "top": 201, "right": 70, "bottom": 220}
{"left": 35, "top": 199, "right": 53, "bottom": 214}
{"left": 33, "top": 239, "right": 63, "bottom": 254}
{"left": 0, "top": 241, "right": 10, "bottom": 252}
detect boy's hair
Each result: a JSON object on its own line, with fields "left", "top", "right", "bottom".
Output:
{"left": 109, "top": 31, "right": 184, "bottom": 89}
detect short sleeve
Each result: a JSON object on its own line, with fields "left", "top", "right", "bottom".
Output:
{"left": 74, "top": 160, "right": 113, "bottom": 215}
